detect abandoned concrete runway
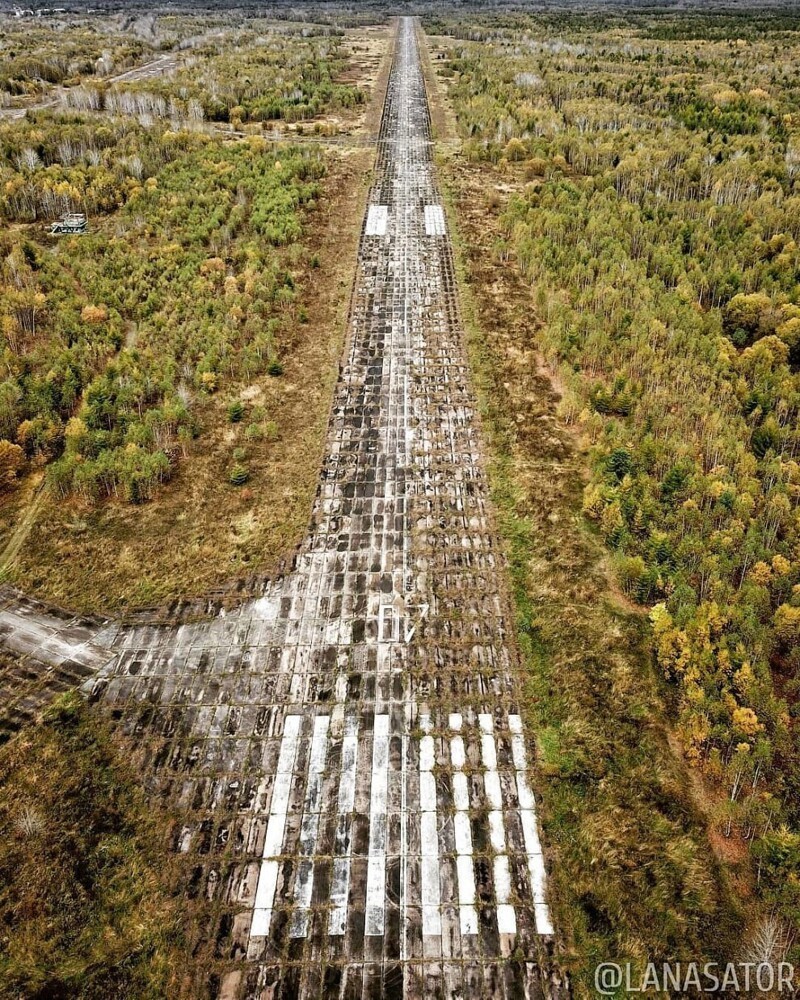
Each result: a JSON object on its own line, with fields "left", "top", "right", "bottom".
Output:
{"left": 0, "top": 18, "right": 556, "bottom": 999}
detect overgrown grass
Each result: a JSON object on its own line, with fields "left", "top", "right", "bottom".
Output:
{"left": 440, "top": 162, "right": 745, "bottom": 994}
{"left": 0, "top": 694, "right": 182, "bottom": 1000}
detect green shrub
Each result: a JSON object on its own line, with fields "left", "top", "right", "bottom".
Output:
{"left": 227, "top": 400, "right": 245, "bottom": 423}
{"left": 228, "top": 463, "right": 249, "bottom": 486}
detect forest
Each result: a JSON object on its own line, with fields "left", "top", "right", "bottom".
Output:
{"left": 59, "top": 28, "right": 364, "bottom": 125}
{"left": 432, "top": 4, "right": 800, "bottom": 984}
{"left": 1, "top": 125, "right": 324, "bottom": 503}
{"left": 0, "top": 20, "right": 363, "bottom": 510}
{"left": 0, "top": 7, "right": 387, "bottom": 625}
{"left": 0, "top": 18, "right": 151, "bottom": 100}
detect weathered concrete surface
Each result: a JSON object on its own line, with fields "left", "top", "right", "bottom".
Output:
{"left": 0, "top": 18, "right": 560, "bottom": 999}
{"left": 0, "top": 586, "right": 114, "bottom": 737}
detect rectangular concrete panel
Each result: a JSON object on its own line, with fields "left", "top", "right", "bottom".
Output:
{"left": 289, "top": 714, "right": 330, "bottom": 937}
{"left": 418, "top": 713, "right": 441, "bottom": 937}
{"left": 449, "top": 715, "right": 479, "bottom": 937}
{"left": 365, "top": 714, "right": 390, "bottom": 936}
{"left": 365, "top": 204, "right": 389, "bottom": 236}
{"left": 423, "top": 204, "right": 446, "bottom": 236}
{"left": 251, "top": 714, "right": 303, "bottom": 936}
{"left": 478, "top": 714, "right": 517, "bottom": 938}
{"left": 329, "top": 715, "right": 360, "bottom": 936}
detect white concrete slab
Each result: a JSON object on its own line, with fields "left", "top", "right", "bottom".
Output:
{"left": 289, "top": 715, "right": 330, "bottom": 937}
{"left": 419, "top": 713, "right": 441, "bottom": 936}
{"left": 329, "top": 715, "right": 359, "bottom": 936}
{"left": 424, "top": 204, "right": 446, "bottom": 236}
{"left": 449, "top": 716, "right": 478, "bottom": 936}
{"left": 366, "top": 204, "right": 388, "bottom": 236}
{"left": 365, "top": 714, "right": 390, "bottom": 936}
{"left": 250, "top": 714, "right": 303, "bottom": 937}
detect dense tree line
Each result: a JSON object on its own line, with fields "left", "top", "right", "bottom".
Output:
{"left": 0, "top": 124, "right": 323, "bottom": 504}
{"left": 1, "top": 118, "right": 198, "bottom": 221}
{"left": 0, "top": 15, "right": 363, "bottom": 507}
{"left": 59, "top": 30, "right": 364, "bottom": 126}
{"left": 0, "top": 21, "right": 152, "bottom": 96}
{"left": 439, "top": 9, "right": 800, "bottom": 941}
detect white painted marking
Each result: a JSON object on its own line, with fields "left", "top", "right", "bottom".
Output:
{"left": 484, "top": 769, "right": 503, "bottom": 810}
{"left": 453, "top": 810, "right": 472, "bottom": 855}
{"left": 403, "top": 602, "right": 429, "bottom": 643}
{"left": 510, "top": 733, "right": 528, "bottom": 771}
{"left": 339, "top": 719, "right": 359, "bottom": 812}
{"left": 250, "top": 861, "right": 279, "bottom": 937}
{"left": 329, "top": 870, "right": 349, "bottom": 935}
{"left": 251, "top": 714, "right": 303, "bottom": 937}
{"left": 365, "top": 714, "right": 390, "bottom": 936}
{"left": 455, "top": 854, "right": 476, "bottom": 907}
{"left": 488, "top": 809, "right": 506, "bottom": 852}
{"left": 424, "top": 204, "right": 446, "bottom": 236}
{"left": 419, "top": 713, "right": 441, "bottom": 936}
{"left": 449, "top": 715, "right": 478, "bottom": 936}
{"left": 494, "top": 854, "right": 513, "bottom": 903}
{"left": 497, "top": 902, "right": 517, "bottom": 936}
{"left": 535, "top": 902, "right": 555, "bottom": 936}
{"left": 520, "top": 807, "right": 543, "bottom": 856}
{"left": 378, "top": 604, "right": 399, "bottom": 642}
{"left": 419, "top": 770, "right": 437, "bottom": 810}
{"left": 478, "top": 714, "right": 493, "bottom": 733}
{"left": 450, "top": 734, "right": 466, "bottom": 770}
{"left": 329, "top": 716, "right": 359, "bottom": 936}
{"left": 263, "top": 815, "right": 288, "bottom": 857}
{"left": 452, "top": 770, "right": 470, "bottom": 811}
{"left": 460, "top": 907, "right": 480, "bottom": 936}
{"left": 401, "top": 704, "right": 410, "bottom": 961}
{"left": 481, "top": 733, "right": 498, "bottom": 769}
{"left": 508, "top": 714, "right": 554, "bottom": 936}
{"left": 478, "top": 713, "right": 516, "bottom": 936}
{"left": 420, "top": 813, "right": 439, "bottom": 855}
{"left": 526, "top": 833, "right": 547, "bottom": 899}
{"left": 366, "top": 204, "right": 388, "bottom": 236}
{"left": 517, "top": 772, "right": 536, "bottom": 810}
{"left": 419, "top": 734, "right": 435, "bottom": 772}
{"left": 289, "top": 715, "right": 330, "bottom": 937}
